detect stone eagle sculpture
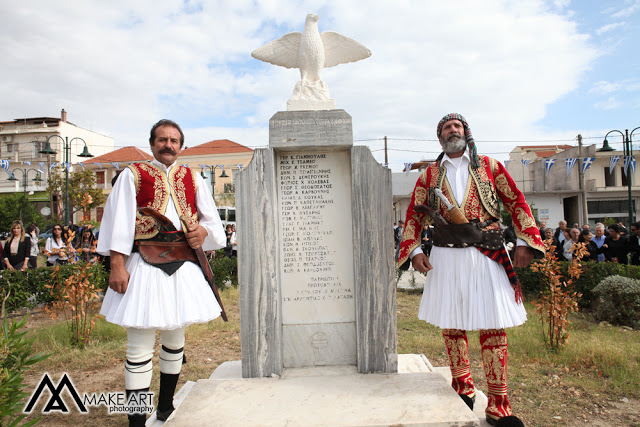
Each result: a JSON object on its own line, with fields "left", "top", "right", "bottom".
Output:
{"left": 252, "top": 13, "right": 371, "bottom": 111}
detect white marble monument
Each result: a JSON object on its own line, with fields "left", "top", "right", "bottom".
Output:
{"left": 251, "top": 13, "right": 371, "bottom": 111}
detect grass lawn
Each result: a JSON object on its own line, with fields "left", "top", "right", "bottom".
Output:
{"left": 12, "top": 287, "right": 640, "bottom": 426}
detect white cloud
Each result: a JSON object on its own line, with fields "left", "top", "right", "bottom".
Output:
{"left": 611, "top": 0, "right": 640, "bottom": 18}
{"left": 590, "top": 81, "right": 622, "bottom": 95}
{"left": 0, "top": 0, "right": 600, "bottom": 170}
{"left": 594, "top": 96, "right": 622, "bottom": 111}
{"left": 596, "top": 22, "right": 625, "bottom": 35}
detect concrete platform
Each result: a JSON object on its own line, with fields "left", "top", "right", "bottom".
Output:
{"left": 159, "top": 355, "right": 488, "bottom": 426}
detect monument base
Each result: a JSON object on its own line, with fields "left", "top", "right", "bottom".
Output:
{"left": 162, "top": 355, "right": 489, "bottom": 426}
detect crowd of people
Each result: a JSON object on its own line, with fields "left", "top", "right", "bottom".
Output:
{"left": 1, "top": 219, "right": 100, "bottom": 271}
{"left": 538, "top": 219, "right": 640, "bottom": 265}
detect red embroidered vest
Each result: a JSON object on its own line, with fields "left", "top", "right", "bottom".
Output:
{"left": 128, "top": 162, "right": 199, "bottom": 239}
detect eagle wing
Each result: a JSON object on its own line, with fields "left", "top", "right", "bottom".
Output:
{"left": 321, "top": 31, "right": 371, "bottom": 68}
{"left": 251, "top": 32, "right": 302, "bottom": 69}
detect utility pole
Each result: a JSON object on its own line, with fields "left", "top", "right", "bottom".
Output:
{"left": 384, "top": 136, "right": 388, "bottom": 167}
{"left": 577, "top": 134, "right": 589, "bottom": 226}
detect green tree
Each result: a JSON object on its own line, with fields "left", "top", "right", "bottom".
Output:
{"left": 0, "top": 194, "right": 43, "bottom": 233}
{"left": 46, "top": 167, "right": 106, "bottom": 222}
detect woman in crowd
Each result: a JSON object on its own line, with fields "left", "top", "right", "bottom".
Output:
{"left": 25, "top": 224, "right": 40, "bottom": 268}
{"left": 224, "top": 224, "right": 233, "bottom": 258}
{"left": 2, "top": 220, "right": 31, "bottom": 271}
{"left": 75, "top": 226, "right": 98, "bottom": 262}
{"left": 578, "top": 229, "right": 599, "bottom": 262}
{"left": 230, "top": 224, "right": 237, "bottom": 257}
{"left": 44, "top": 224, "right": 68, "bottom": 266}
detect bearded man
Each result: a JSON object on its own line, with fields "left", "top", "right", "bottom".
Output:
{"left": 98, "top": 119, "right": 226, "bottom": 426}
{"left": 397, "top": 113, "right": 544, "bottom": 426}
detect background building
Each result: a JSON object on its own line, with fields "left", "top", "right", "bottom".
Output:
{"left": 0, "top": 109, "right": 114, "bottom": 218}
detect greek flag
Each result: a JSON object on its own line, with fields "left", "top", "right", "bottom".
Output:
{"left": 545, "top": 158, "right": 556, "bottom": 175}
{"left": 610, "top": 155, "right": 621, "bottom": 171}
{"left": 24, "top": 160, "right": 31, "bottom": 166}
{"left": 79, "top": 162, "right": 85, "bottom": 171}
{"left": 0, "top": 159, "right": 9, "bottom": 172}
{"left": 49, "top": 162, "right": 57, "bottom": 171}
{"left": 624, "top": 155, "right": 636, "bottom": 176}
{"left": 198, "top": 164, "right": 207, "bottom": 169}
{"left": 236, "top": 164, "right": 243, "bottom": 171}
{"left": 111, "top": 162, "right": 120, "bottom": 170}
{"left": 521, "top": 159, "right": 532, "bottom": 166}
{"left": 181, "top": 164, "right": 188, "bottom": 168}
{"left": 582, "top": 157, "right": 595, "bottom": 173}
{"left": 96, "top": 163, "right": 103, "bottom": 170}
{"left": 38, "top": 162, "right": 45, "bottom": 173}
{"left": 565, "top": 158, "right": 577, "bottom": 176}
{"left": 404, "top": 163, "right": 414, "bottom": 174}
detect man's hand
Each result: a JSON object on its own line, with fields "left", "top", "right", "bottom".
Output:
{"left": 185, "top": 224, "right": 208, "bottom": 249}
{"left": 411, "top": 253, "right": 433, "bottom": 273}
{"left": 513, "top": 246, "right": 534, "bottom": 268}
{"left": 109, "top": 251, "right": 130, "bottom": 294}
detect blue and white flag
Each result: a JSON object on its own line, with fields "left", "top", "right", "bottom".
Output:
{"left": 521, "top": 159, "right": 532, "bottom": 166}
{"left": 49, "top": 162, "right": 57, "bottom": 171}
{"left": 198, "top": 164, "right": 207, "bottom": 170}
{"left": 545, "top": 158, "right": 556, "bottom": 175}
{"left": 624, "top": 155, "right": 636, "bottom": 176}
{"left": 181, "top": 164, "right": 188, "bottom": 168}
{"left": 96, "top": 163, "right": 102, "bottom": 170}
{"left": 404, "top": 162, "right": 414, "bottom": 174}
{"left": 79, "top": 162, "right": 85, "bottom": 171}
{"left": 582, "top": 157, "right": 595, "bottom": 173}
{"left": 66, "top": 162, "right": 73, "bottom": 172}
{"left": 565, "top": 158, "right": 577, "bottom": 176}
{"left": 24, "top": 160, "right": 31, "bottom": 166}
{"left": 0, "top": 159, "right": 9, "bottom": 172}
{"left": 236, "top": 164, "right": 243, "bottom": 171}
{"left": 111, "top": 162, "right": 120, "bottom": 170}
{"left": 38, "top": 162, "right": 45, "bottom": 173}
{"left": 610, "top": 155, "right": 621, "bottom": 171}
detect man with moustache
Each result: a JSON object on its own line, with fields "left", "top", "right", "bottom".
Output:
{"left": 97, "top": 119, "right": 226, "bottom": 426}
{"left": 397, "top": 113, "right": 543, "bottom": 427}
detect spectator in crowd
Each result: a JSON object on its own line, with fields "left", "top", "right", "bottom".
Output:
{"left": 394, "top": 220, "right": 404, "bottom": 260}
{"left": 603, "top": 224, "right": 629, "bottom": 263}
{"left": 230, "top": 224, "right": 237, "bottom": 257}
{"left": 563, "top": 227, "right": 581, "bottom": 261}
{"left": 538, "top": 221, "right": 546, "bottom": 241}
{"left": 44, "top": 224, "right": 68, "bottom": 266}
{"left": 25, "top": 224, "right": 39, "bottom": 268}
{"left": 628, "top": 221, "right": 640, "bottom": 266}
{"left": 75, "top": 226, "right": 98, "bottom": 263}
{"left": 592, "top": 224, "right": 607, "bottom": 263}
{"left": 224, "top": 224, "right": 233, "bottom": 258}
{"left": 578, "top": 229, "right": 599, "bottom": 262}
{"left": 3, "top": 220, "right": 31, "bottom": 271}
{"left": 421, "top": 224, "right": 433, "bottom": 256}
{"left": 554, "top": 220, "right": 568, "bottom": 245}
{"left": 582, "top": 224, "right": 590, "bottom": 231}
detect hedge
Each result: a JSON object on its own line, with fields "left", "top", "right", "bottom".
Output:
{"left": 516, "top": 261, "right": 640, "bottom": 307}
{"left": 1, "top": 252, "right": 239, "bottom": 312}
{"left": 592, "top": 275, "right": 640, "bottom": 328}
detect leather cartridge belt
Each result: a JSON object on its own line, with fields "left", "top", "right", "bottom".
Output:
{"left": 432, "top": 219, "right": 504, "bottom": 251}
{"left": 131, "top": 230, "right": 198, "bottom": 276}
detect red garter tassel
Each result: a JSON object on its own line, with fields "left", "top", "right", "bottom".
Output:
{"left": 442, "top": 329, "right": 475, "bottom": 398}
{"left": 477, "top": 247, "right": 523, "bottom": 303}
{"left": 480, "top": 329, "right": 512, "bottom": 421}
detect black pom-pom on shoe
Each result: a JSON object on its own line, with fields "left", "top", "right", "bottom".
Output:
{"left": 459, "top": 393, "right": 475, "bottom": 410}
{"left": 486, "top": 414, "right": 525, "bottom": 427}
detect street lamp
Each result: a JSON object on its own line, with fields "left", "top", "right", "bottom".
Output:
{"left": 200, "top": 165, "right": 228, "bottom": 197}
{"left": 39, "top": 135, "right": 94, "bottom": 224}
{"left": 7, "top": 168, "right": 43, "bottom": 195}
{"left": 599, "top": 127, "right": 640, "bottom": 226}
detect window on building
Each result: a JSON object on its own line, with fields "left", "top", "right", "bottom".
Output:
{"left": 6, "top": 143, "right": 16, "bottom": 153}
{"left": 97, "top": 207, "right": 104, "bottom": 222}
{"left": 96, "top": 171, "right": 105, "bottom": 185}
{"left": 604, "top": 167, "right": 616, "bottom": 187}
{"left": 33, "top": 141, "right": 46, "bottom": 157}
{"left": 622, "top": 169, "right": 630, "bottom": 186}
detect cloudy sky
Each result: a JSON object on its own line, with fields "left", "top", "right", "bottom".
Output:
{"left": 2, "top": 0, "right": 639, "bottom": 170}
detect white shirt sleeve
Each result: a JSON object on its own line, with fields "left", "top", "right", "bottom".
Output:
{"left": 195, "top": 172, "right": 227, "bottom": 251}
{"left": 96, "top": 168, "right": 137, "bottom": 257}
